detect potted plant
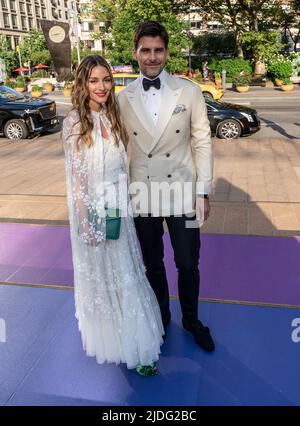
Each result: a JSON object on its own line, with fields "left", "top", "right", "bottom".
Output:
{"left": 44, "top": 81, "right": 54, "bottom": 93}
{"left": 5, "top": 80, "right": 17, "bottom": 89}
{"left": 280, "top": 77, "right": 294, "bottom": 91}
{"left": 267, "top": 56, "right": 293, "bottom": 87}
{"left": 31, "top": 84, "right": 43, "bottom": 98}
{"left": 15, "top": 76, "right": 26, "bottom": 93}
{"left": 63, "top": 81, "right": 73, "bottom": 96}
{"left": 233, "top": 73, "right": 251, "bottom": 93}
{"left": 214, "top": 72, "right": 222, "bottom": 88}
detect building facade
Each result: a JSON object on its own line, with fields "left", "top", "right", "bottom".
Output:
{"left": 0, "top": 0, "right": 70, "bottom": 49}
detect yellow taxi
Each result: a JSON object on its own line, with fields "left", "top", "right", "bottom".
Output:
{"left": 113, "top": 74, "right": 138, "bottom": 93}
{"left": 113, "top": 73, "right": 224, "bottom": 100}
{"left": 178, "top": 75, "right": 224, "bottom": 100}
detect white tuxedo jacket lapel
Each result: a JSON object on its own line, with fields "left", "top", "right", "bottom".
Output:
{"left": 151, "top": 76, "right": 182, "bottom": 150}
{"left": 124, "top": 78, "right": 155, "bottom": 137}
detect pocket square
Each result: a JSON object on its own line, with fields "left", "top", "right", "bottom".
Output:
{"left": 173, "top": 104, "right": 186, "bottom": 115}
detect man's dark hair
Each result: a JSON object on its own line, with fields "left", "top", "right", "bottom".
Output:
{"left": 134, "top": 20, "right": 169, "bottom": 50}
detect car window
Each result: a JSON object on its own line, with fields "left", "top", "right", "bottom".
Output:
{"left": 205, "top": 97, "right": 221, "bottom": 108}
{"left": 0, "top": 85, "right": 24, "bottom": 100}
{"left": 113, "top": 77, "right": 124, "bottom": 86}
{"left": 124, "top": 77, "right": 137, "bottom": 86}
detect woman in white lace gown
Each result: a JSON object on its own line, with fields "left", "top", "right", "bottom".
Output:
{"left": 62, "top": 55, "right": 164, "bottom": 375}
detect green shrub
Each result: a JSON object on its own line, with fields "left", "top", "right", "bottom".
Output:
{"left": 232, "top": 74, "right": 251, "bottom": 86}
{"left": 16, "top": 76, "right": 25, "bottom": 87}
{"left": 289, "top": 52, "right": 300, "bottom": 77}
{"left": 31, "top": 69, "right": 47, "bottom": 78}
{"left": 282, "top": 77, "right": 291, "bottom": 84}
{"left": 209, "top": 58, "right": 253, "bottom": 81}
{"left": 267, "top": 56, "right": 293, "bottom": 80}
{"left": 31, "top": 84, "right": 41, "bottom": 92}
{"left": 5, "top": 80, "right": 16, "bottom": 88}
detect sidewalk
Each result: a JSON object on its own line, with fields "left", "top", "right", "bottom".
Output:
{"left": 45, "top": 82, "right": 300, "bottom": 104}
{"left": 222, "top": 84, "right": 300, "bottom": 100}
{"left": 0, "top": 131, "right": 299, "bottom": 236}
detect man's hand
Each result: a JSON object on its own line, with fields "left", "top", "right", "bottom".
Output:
{"left": 195, "top": 197, "right": 210, "bottom": 226}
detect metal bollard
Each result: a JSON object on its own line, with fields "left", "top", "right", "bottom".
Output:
{"left": 221, "top": 69, "right": 226, "bottom": 91}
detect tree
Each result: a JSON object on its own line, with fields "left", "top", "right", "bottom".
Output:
{"left": 191, "top": 0, "right": 286, "bottom": 57}
{"left": 192, "top": 32, "right": 235, "bottom": 58}
{"left": 19, "top": 29, "right": 49, "bottom": 65}
{"left": 241, "top": 31, "right": 283, "bottom": 74}
{"left": 0, "top": 35, "right": 18, "bottom": 74}
{"left": 90, "top": 0, "right": 190, "bottom": 72}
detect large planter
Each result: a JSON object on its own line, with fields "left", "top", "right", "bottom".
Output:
{"left": 31, "top": 90, "right": 43, "bottom": 98}
{"left": 15, "top": 87, "right": 25, "bottom": 93}
{"left": 280, "top": 83, "right": 294, "bottom": 91}
{"left": 274, "top": 78, "right": 283, "bottom": 87}
{"left": 236, "top": 85, "right": 249, "bottom": 93}
{"left": 44, "top": 83, "right": 54, "bottom": 93}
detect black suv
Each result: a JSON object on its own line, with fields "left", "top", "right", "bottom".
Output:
{"left": 0, "top": 85, "right": 59, "bottom": 140}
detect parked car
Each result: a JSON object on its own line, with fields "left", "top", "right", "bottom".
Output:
{"left": 178, "top": 75, "right": 224, "bottom": 100}
{"left": 113, "top": 73, "right": 224, "bottom": 100}
{"left": 205, "top": 97, "right": 261, "bottom": 140}
{"left": 0, "top": 85, "right": 59, "bottom": 140}
{"left": 112, "top": 74, "right": 259, "bottom": 139}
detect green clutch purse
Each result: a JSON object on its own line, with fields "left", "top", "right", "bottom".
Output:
{"left": 105, "top": 207, "right": 121, "bottom": 240}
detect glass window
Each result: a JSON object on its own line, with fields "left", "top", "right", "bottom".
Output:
{"left": 0, "top": 85, "right": 24, "bottom": 101}
{"left": 1, "top": 0, "right": 8, "bottom": 9}
{"left": 14, "top": 36, "right": 19, "bottom": 47}
{"left": 65, "top": 11, "right": 68, "bottom": 19}
{"left": 64, "top": 0, "right": 67, "bottom": 6}
{"left": 59, "top": 9, "right": 62, "bottom": 18}
{"left": 3, "top": 13, "right": 10, "bottom": 27}
{"left": 124, "top": 77, "right": 137, "bottom": 86}
{"left": 6, "top": 36, "right": 12, "bottom": 48}
{"left": 21, "top": 16, "right": 27, "bottom": 30}
{"left": 28, "top": 17, "right": 33, "bottom": 29}
{"left": 10, "top": 0, "right": 16, "bottom": 10}
{"left": 26, "top": 3, "right": 32, "bottom": 13}
{"left": 113, "top": 77, "right": 124, "bottom": 86}
{"left": 191, "top": 21, "right": 201, "bottom": 29}
{"left": 12, "top": 14, "right": 18, "bottom": 28}
{"left": 35, "top": 6, "right": 41, "bottom": 16}
{"left": 19, "top": 2, "right": 25, "bottom": 13}
{"left": 42, "top": 7, "right": 47, "bottom": 18}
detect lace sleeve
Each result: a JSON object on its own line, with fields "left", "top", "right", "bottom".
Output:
{"left": 63, "top": 111, "right": 105, "bottom": 245}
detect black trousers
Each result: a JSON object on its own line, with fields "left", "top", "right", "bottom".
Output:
{"left": 134, "top": 215, "right": 201, "bottom": 326}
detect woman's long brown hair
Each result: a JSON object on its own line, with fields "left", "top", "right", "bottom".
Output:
{"left": 70, "top": 55, "right": 128, "bottom": 150}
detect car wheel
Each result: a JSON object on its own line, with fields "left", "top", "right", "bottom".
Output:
{"left": 202, "top": 91, "right": 213, "bottom": 99}
{"left": 4, "top": 119, "right": 29, "bottom": 140}
{"left": 217, "top": 119, "right": 241, "bottom": 140}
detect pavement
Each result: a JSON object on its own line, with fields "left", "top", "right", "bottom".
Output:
{"left": 0, "top": 84, "right": 299, "bottom": 236}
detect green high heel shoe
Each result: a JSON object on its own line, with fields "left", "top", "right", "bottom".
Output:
{"left": 136, "top": 362, "right": 158, "bottom": 377}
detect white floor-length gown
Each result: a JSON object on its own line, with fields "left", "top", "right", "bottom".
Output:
{"left": 63, "top": 108, "right": 164, "bottom": 369}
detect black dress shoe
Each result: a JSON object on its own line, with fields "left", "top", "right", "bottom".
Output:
{"left": 182, "top": 318, "right": 215, "bottom": 352}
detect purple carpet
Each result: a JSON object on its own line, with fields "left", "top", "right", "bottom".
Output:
{"left": 0, "top": 223, "right": 299, "bottom": 306}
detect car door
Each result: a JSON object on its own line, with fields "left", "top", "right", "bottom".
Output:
{"left": 206, "top": 103, "right": 219, "bottom": 134}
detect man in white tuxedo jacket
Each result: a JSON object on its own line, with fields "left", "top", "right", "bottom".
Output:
{"left": 118, "top": 21, "right": 215, "bottom": 352}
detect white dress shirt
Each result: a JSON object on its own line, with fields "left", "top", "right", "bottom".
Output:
{"left": 140, "top": 70, "right": 166, "bottom": 126}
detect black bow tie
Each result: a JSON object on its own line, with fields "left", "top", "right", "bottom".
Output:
{"left": 142, "top": 77, "right": 161, "bottom": 91}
